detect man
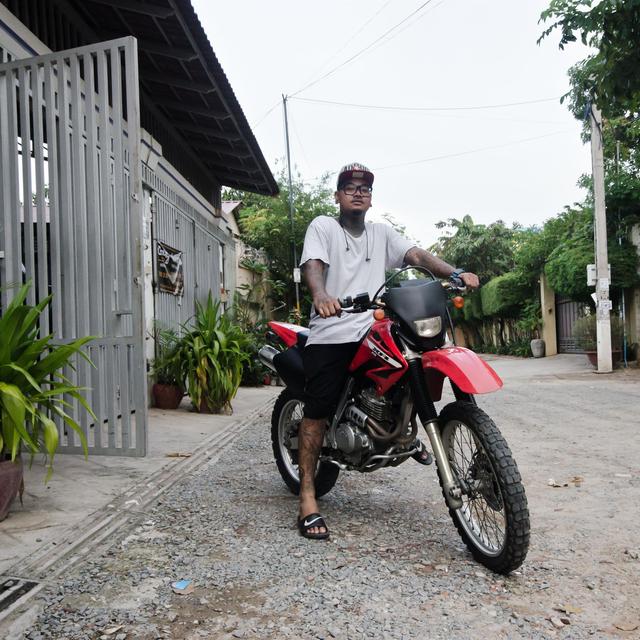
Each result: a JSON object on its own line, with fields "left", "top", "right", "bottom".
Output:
{"left": 298, "top": 162, "right": 479, "bottom": 539}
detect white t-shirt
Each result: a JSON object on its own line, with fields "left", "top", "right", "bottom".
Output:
{"left": 300, "top": 216, "right": 415, "bottom": 345}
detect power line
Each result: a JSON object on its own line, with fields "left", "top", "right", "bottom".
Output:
{"left": 296, "top": 0, "right": 396, "bottom": 90}
{"left": 251, "top": 100, "right": 281, "bottom": 129}
{"left": 373, "top": 130, "right": 573, "bottom": 171}
{"left": 290, "top": 95, "right": 562, "bottom": 112}
{"left": 290, "top": 0, "right": 440, "bottom": 98}
{"left": 366, "top": 0, "right": 448, "bottom": 55}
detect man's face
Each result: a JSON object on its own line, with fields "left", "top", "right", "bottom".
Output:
{"left": 335, "top": 177, "right": 373, "bottom": 217}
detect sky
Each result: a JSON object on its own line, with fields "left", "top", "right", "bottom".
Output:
{"left": 192, "top": 0, "right": 592, "bottom": 246}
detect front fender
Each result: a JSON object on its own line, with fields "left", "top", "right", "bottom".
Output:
{"left": 422, "top": 347, "right": 503, "bottom": 399}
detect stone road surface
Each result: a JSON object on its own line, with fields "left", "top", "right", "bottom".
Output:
{"left": 7, "top": 357, "right": 640, "bottom": 639}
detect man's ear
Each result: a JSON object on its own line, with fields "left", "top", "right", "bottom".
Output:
{"left": 334, "top": 191, "right": 339, "bottom": 204}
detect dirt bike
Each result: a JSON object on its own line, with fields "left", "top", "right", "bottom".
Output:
{"left": 258, "top": 267, "right": 530, "bottom": 574}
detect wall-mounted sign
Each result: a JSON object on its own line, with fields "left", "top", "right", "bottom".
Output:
{"left": 157, "top": 241, "right": 184, "bottom": 296}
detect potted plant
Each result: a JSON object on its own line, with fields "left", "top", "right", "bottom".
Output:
{"left": 517, "top": 300, "right": 545, "bottom": 358}
{"left": 178, "top": 293, "right": 249, "bottom": 414}
{"left": 0, "top": 283, "right": 94, "bottom": 520}
{"left": 572, "top": 313, "right": 624, "bottom": 366}
{"left": 150, "top": 327, "right": 185, "bottom": 409}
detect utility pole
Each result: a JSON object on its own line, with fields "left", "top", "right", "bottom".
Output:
{"left": 589, "top": 104, "right": 612, "bottom": 373}
{"left": 282, "top": 94, "right": 301, "bottom": 317}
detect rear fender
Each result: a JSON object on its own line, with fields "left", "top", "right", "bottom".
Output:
{"left": 422, "top": 347, "right": 503, "bottom": 401}
{"left": 268, "top": 321, "right": 307, "bottom": 348}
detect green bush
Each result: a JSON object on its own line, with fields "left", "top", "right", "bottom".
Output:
{"left": 462, "top": 290, "right": 484, "bottom": 322}
{"left": 572, "top": 314, "right": 624, "bottom": 351}
{"left": 240, "top": 320, "right": 270, "bottom": 386}
{"left": 150, "top": 326, "right": 184, "bottom": 388}
{"left": 480, "top": 272, "right": 529, "bottom": 317}
{"left": 178, "top": 294, "right": 249, "bottom": 413}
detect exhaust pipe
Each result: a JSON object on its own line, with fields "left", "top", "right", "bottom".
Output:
{"left": 258, "top": 345, "right": 279, "bottom": 372}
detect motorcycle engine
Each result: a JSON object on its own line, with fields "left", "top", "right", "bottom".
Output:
{"left": 358, "top": 388, "right": 394, "bottom": 425}
{"left": 334, "top": 389, "right": 394, "bottom": 460}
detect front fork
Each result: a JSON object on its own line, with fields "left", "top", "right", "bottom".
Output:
{"left": 406, "top": 355, "right": 463, "bottom": 509}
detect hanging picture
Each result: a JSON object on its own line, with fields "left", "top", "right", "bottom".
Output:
{"left": 156, "top": 241, "right": 184, "bottom": 296}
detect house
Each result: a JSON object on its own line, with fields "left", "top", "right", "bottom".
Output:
{"left": 220, "top": 200, "right": 272, "bottom": 320}
{"left": 0, "top": 0, "right": 277, "bottom": 456}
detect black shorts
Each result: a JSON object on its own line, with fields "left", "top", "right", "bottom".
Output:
{"left": 303, "top": 342, "right": 360, "bottom": 420}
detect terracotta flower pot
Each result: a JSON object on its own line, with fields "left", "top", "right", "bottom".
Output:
{"left": 152, "top": 383, "right": 184, "bottom": 409}
{"left": 0, "top": 458, "right": 23, "bottom": 522}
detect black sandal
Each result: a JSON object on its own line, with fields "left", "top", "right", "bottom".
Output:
{"left": 298, "top": 512, "right": 330, "bottom": 540}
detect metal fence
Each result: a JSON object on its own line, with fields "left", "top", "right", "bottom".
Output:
{"left": 0, "top": 37, "right": 148, "bottom": 456}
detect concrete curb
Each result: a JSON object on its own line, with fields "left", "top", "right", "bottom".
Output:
{"left": 0, "top": 395, "right": 276, "bottom": 634}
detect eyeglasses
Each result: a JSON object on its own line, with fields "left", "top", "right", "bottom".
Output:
{"left": 341, "top": 183, "right": 372, "bottom": 196}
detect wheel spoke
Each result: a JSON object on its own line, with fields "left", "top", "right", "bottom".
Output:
{"left": 443, "top": 419, "right": 507, "bottom": 555}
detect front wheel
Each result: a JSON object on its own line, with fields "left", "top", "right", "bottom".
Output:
{"left": 270, "top": 388, "right": 340, "bottom": 497}
{"left": 438, "top": 401, "right": 530, "bottom": 574}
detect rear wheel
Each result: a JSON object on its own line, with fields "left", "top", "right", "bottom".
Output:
{"left": 270, "top": 388, "right": 339, "bottom": 497}
{"left": 438, "top": 401, "right": 530, "bottom": 574}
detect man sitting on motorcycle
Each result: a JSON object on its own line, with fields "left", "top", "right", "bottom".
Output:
{"left": 297, "top": 162, "right": 479, "bottom": 539}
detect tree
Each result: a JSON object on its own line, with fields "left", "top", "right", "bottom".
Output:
{"left": 429, "top": 215, "right": 522, "bottom": 282}
{"left": 224, "top": 170, "right": 336, "bottom": 318}
{"left": 539, "top": 0, "right": 640, "bottom": 119}
{"left": 539, "top": 0, "right": 640, "bottom": 303}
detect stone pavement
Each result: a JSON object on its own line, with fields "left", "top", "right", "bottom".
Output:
{"left": 1, "top": 354, "right": 637, "bottom": 639}
{"left": 0, "top": 385, "right": 280, "bottom": 580}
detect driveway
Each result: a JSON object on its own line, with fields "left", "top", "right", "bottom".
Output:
{"left": 4, "top": 355, "right": 639, "bottom": 639}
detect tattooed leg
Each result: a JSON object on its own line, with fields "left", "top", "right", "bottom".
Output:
{"left": 298, "top": 416, "right": 327, "bottom": 535}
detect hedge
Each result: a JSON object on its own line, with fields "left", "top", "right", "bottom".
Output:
{"left": 480, "top": 272, "right": 530, "bottom": 317}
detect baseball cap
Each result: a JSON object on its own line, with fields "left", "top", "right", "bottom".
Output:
{"left": 336, "top": 162, "right": 374, "bottom": 189}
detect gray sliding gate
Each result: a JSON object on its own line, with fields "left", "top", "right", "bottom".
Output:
{"left": 0, "top": 37, "right": 148, "bottom": 456}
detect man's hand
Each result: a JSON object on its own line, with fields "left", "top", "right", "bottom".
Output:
{"left": 460, "top": 272, "right": 480, "bottom": 290}
{"left": 313, "top": 293, "right": 342, "bottom": 318}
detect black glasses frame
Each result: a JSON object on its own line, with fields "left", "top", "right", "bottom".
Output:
{"left": 341, "top": 183, "right": 372, "bottom": 196}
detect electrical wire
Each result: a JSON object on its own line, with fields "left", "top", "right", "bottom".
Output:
{"left": 289, "top": 106, "right": 313, "bottom": 176}
{"left": 365, "top": 0, "right": 448, "bottom": 56}
{"left": 290, "top": 95, "right": 562, "bottom": 112}
{"left": 289, "top": 0, "right": 440, "bottom": 98}
{"left": 297, "top": 0, "right": 396, "bottom": 90}
{"left": 251, "top": 100, "right": 281, "bottom": 129}
{"left": 373, "top": 130, "right": 573, "bottom": 171}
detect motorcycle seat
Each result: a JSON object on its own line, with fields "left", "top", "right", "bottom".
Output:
{"left": 297, "top": 330, "right": 309, "bottom": 349}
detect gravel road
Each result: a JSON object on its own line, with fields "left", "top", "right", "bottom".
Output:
{"left": 17, "top": 361, "right": 640, "bottom": 640}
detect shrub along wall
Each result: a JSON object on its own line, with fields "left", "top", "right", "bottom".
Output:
{"left": 454, "top": 272, "right": 538, "bottom": 356}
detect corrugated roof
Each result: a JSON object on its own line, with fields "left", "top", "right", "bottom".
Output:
{"left": 68, "top": 0, "right": 278, "bottom": 197}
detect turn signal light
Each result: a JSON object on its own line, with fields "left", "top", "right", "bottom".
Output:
{"left": 452, "top": 296, "right": 465, "bottom": 309}
{"left": 373, "top": 308, "right": 385, "bottom": 320}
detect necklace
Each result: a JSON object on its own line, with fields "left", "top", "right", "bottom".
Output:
{"left": 337, "top": 219, "right": 370, "bottom": 262}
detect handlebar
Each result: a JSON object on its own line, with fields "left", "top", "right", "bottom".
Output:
{"left": 339, "top": 277, "right": 467, "bottom": 314}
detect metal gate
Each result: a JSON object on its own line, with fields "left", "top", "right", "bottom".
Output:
{"left": 556, "top": 296, "right": 587, "bottom": 353}
{"left": 0, "top": 37, "right": 148, "bottom": 456}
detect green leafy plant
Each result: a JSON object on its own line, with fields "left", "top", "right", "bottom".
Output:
{"left": 0, "top": 282, "right": 95, "bottom": 479}
{"left": 178, "top": 294, "right": 249, "bottom": 413}
{"left": 572, "top": 313, "right": 624, "bottom": 352}
{"left": 150, "top": 326, "right": 184, "bottom": 388}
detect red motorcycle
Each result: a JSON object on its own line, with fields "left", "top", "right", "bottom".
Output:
{"left": 259, "top": 268, "right": 530, "bottom": 574}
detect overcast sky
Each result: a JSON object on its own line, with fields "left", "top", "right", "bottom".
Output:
{"left": 192, "top": 0, "right": 591, "bottom": 246}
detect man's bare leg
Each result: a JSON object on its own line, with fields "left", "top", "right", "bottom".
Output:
{"left": 298, "top": 416, "right": 327, "bottom": 535}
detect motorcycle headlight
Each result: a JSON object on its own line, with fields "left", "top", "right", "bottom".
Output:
{"left": 413, "top": 316, "right": 442, "bottom": 338}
